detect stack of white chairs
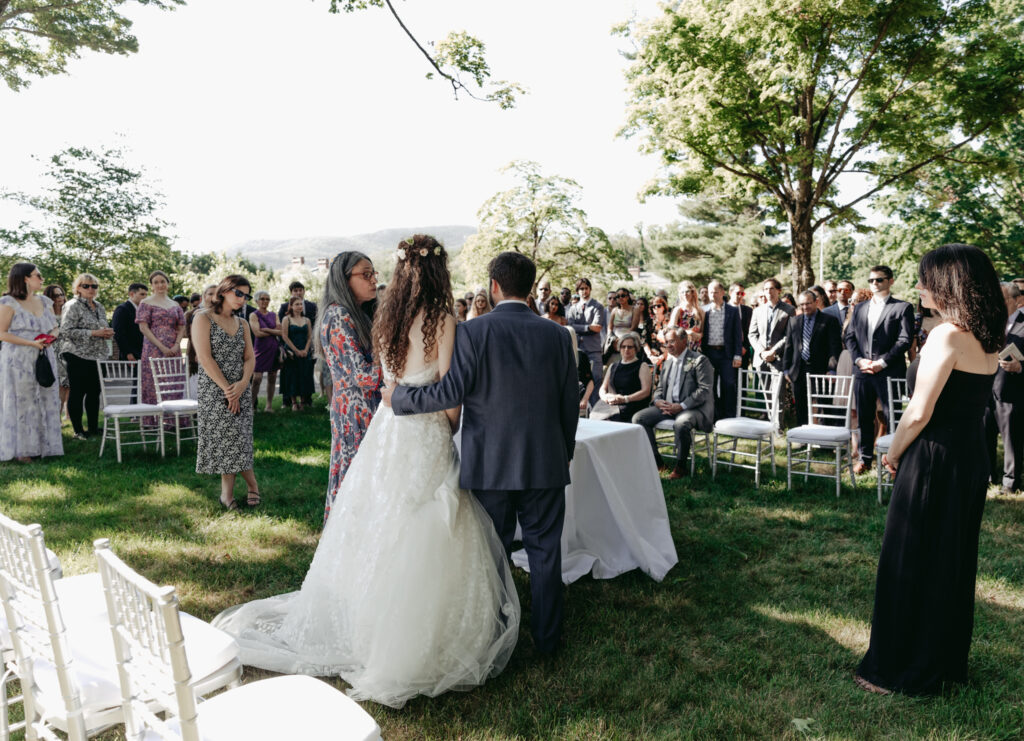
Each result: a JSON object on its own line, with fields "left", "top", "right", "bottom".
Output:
{"left": 874, "top": 377, "right": 910, "bottom": 504}
{"left": 655, "top": 423, "right": 711, "bottom": 476}
{"left": 785, "top": 374, "right": 857, "bottom": 497}
{"left": 150, "top": 357, "right": 199, "bottom": 457}
{"left": 711, "top": 370, "right": 783, "bottom": 488}
{"left": 95, "top": 539, "right": 382, "bottom": 741}
{"left": 97, "top": 360, "right": 163, "bottom": 462}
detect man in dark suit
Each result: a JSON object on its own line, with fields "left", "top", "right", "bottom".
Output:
{"left": 748, "top": 278, "right": 795, "bottom": 372}
{"left": 633, "top": 328, "right": 715, "bottom": 479}
{"left": 843, "top": 265, "right": 914, "bottom": 473}
{"left": 783, "top": 291, "right": 843, "bottom": 425}
{"left": 729, "top": 282, "right": 754, "bottom": 369}
{"left": 111, "top": 282, "right": 147, "bottom": 361}
{"left": 385, "top": 252, "right": 578, "bottom": 656}
{"left": 701, "top": 280, "right": 743, "bottom": 419}
{"left": 988, "top": 282, "right": 1024, "bottom": 494}
{"left": 823, "top": 279, "right": 855, "bottom": 327}
{"left": 278, "top": 280, "right": 319, "bottom": 407}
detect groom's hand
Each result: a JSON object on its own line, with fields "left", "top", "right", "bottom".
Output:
{"left": 380, "top": 384, "right": 393, "bottom": 407}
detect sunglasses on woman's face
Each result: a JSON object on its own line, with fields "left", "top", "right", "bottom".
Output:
{"left": 620, "top": 344, "right": 637, "bottom": 351}
{"left": 231, "top": 288, "right": 253, "bottom": 301}
{"left": 80, "top": 283, "right": 98, "bottom": 290}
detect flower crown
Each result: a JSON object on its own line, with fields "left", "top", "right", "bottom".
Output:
{"left": 395, "top": 236, "right": 440, "bottom": 260}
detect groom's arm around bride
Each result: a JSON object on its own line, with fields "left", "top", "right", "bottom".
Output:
{"left": 383, "top": 252, "right": 578, "bottom": 656}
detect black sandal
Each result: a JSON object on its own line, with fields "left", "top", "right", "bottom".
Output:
{"left": 221, "top": 498, "right": 240, "bottom": 511}
{"left": 247, "top": 491, "right": 261, "bottom": 508}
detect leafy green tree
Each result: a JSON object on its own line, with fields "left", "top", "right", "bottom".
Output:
{"left": 0, "top": 0, "right": 182, "bottom": 91}
{"left": 646, "top": 193, "right": 790, "bottom": 288}
{"left": 0, "top": 145, "right": 178, "bottom": 292}
{"left": 620, "top": 0, "right": 1024, "bottom": 290}
{"left": 456, "top": 160, "right": 628, "bottom": 290}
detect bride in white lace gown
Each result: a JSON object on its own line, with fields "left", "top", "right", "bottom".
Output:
{"left": 213, "top": 237, "right": 519, "bottom": 708}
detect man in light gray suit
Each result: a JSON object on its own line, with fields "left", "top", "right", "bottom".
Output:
{"left": 749, "top": 278, "right": 795, "bottom": 372}
{"left": 633, "top": 329, "right": 715, "bottom": 479}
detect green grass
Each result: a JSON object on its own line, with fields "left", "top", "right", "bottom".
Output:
{"left": 2, "top": 401, "right": 1023, "bottom": 739}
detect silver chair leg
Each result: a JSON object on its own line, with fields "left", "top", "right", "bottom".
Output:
{"left": 712, "top": 434, "right": 719, "bottom": 478}
{"left": 786, "top": 441, "right": 792, "bottom": 490}
{"left": 754, "top": 439, "right": 761, "bottom": 488}
{"left": 114, "top": 417, "right": 123, "bottom": 463}
{"left": 835, "top": 447, "right": 841, "bottom": 498}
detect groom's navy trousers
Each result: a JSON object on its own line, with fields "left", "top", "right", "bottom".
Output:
{"left": 392, "top": 302, "right": 578, "bottom": 654}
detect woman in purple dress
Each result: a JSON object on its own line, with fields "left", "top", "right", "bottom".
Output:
{"left": 316, "top": 251, "right": 381, "bottom": 523}
{"left": 249, "top": 290, "right": 282, "bottom": 413}
{"left": 136, "top": 270, "right": 185, "bottom": 425}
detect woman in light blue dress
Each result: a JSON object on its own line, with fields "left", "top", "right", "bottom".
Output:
{"left": 0, "top": 263, "right": 63, "bottom": 462}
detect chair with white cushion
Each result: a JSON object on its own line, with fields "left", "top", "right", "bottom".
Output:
{"left": 94, "top": 539, "right": 382, "bottom": 741}
{"left": 711, "top": 369, "right": 783, "bottom": 487}
{"left": 655, "top": 423, "right": 710, "bottom": 475}
{"left": 874, "top": 377, "right": 910, "bottom": 504}
{"left": 150, "top": 356, "right": 199, "bottom": 457}
{"left": 97, "top": 361, "right": 163, "bottom": 462}
{"left": 786, "top": 374, "right": 857, "bottom": 497}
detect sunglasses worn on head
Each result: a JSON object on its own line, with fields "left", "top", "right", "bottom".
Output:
{"left": 232, "top": 288, "right": 253, "bottom": 301}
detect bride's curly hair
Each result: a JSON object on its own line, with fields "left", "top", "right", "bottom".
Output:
{"left": 373, "top": 235, "right": 453, "bottom": 378}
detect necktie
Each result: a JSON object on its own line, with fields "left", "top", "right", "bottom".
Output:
{"left": 766, "top": 306, "right": 775, "bottom": 337}
{"left": 668, "top": 358, "right": 679, "bottom": 403}
{"left": 802, "top": 316, "right": 813, "bottom": 361}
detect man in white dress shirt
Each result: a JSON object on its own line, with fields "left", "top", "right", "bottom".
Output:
{"left": 824, "top": 279, "right": 855, "bottom": 327}
{"left": 633, "top": 329, "right": 715, "bottom": 479}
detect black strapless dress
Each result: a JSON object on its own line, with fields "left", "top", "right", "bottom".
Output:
{"left": 856, "top": 358, "right": 994, "bottom": 694}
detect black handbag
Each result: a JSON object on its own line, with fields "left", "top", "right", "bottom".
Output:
{"left": 35, "top": 349, "right": 55, "bottom": 387}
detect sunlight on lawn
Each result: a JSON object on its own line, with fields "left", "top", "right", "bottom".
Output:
{"left": 751, "top": 603, "right": 870, "bottom": 653}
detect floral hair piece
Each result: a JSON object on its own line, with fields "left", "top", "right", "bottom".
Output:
{"left": 396, "top": 237, "right": 438, "bottom": 260}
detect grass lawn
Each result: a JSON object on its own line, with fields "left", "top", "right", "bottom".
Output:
{"left": 1, "top": 399, "right": 1023, "bottom": 739}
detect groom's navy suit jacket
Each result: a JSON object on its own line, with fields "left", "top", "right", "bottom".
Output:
{"left": 392, "top": 302, "right": 578, "bottom": 491}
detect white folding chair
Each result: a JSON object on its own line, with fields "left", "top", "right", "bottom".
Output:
{"left": 97, "top": 361, "right": 164, "bottom": 463}
{"left": 786, "top": 374, "right": 857, "bottom": 497}
{"left": 94, "top": 540, "right": 381, "bottom": 741}
{"left": 711, "top": 369, "right": 783, "bottom": 487}
{"left": 150, "top": 357, "right": 199, "bottom": 457}
{"left": 655, "top": 422, "right": 711, "bottom": 475}
{"left": 0, "top": 513, "right": 119, "bottom": 741}
{"left": 874, "top": 377, "right": 910, "bottom": 504}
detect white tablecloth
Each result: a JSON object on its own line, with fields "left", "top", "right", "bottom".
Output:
{"left": 508, "top": 418, "right": 678, "bottom": 584}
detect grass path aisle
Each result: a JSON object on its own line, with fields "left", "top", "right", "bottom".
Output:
{"left": 1, "top": 401, "right": 1022, "bottom": 739}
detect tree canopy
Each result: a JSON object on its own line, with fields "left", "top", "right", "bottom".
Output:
{"left": 457, "top": 160, "right": 627, "bottom": 290}
{"left": 621, "top": 0, "right": 1024, "bottom": 290}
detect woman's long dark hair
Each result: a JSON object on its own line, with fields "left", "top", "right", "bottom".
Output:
{"left": 372, "top": 235, "right": 453, "bottom": 379}
{"left": 316, "top": 251, "right": 374, "bottom": 360}
{"left": 209, "top": 275, "right": 251, "bottom": 314}
{"left": 919, "top": 243, "right": 1005, "bottom": 353}
{"left": 5, "top": 263, "right": 36, "bottom": 300}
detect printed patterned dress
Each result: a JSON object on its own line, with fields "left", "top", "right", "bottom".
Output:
{"left": 196, "top": 317, "right": 254, "bottom": 474}
{"left": 136, "top": 301, "right": 185, "bottom": 424}
{"left": 0, "top": 296, "right": 63, "bottom": 461}
{"left": 321, "top": 303, "right": 382, "bottom": 523}
{"left": 674, "top": 306, "right": 703, "bottom": 352}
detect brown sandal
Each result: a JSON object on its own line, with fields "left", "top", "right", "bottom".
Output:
{"left": 221, "top": 497, "right": 240, "bottom": 512}
{"left": 247, "top": 491, "right": 261, "bottom": 508}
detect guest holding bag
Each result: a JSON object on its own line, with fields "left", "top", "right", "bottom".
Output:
{"left": 0, "top": 263, "right": 63, "bottom": 462}
{"left": 192, "top": 275, "right": 260, "bottom": 511}
{"left": 60, "top": 273, "right": 113, "bottom": 440}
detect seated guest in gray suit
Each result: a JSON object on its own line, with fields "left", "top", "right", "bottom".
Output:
{"left": 386, "top": 251, "right": 578, "bottom": 656}
{"left": 633, "top": 329, "right": 715, "bottom": 480}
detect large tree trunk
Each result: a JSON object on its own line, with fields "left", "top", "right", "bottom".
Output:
{"left": 790, "top": 222, "right": 815, "bottom": 292}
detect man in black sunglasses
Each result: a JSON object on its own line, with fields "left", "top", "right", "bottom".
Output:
{"left": 843, "top": 265, "right": 914, "bottom": 474}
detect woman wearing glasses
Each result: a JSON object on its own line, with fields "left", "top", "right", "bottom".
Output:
{"left": 60, "top": 273, "right": 114, "bottom": 440}
{"left": 249, "top": 290, "right": 282, "bottom": 413}
{"left": 591, "top": 331, "right": 653, "bottom": 422}
{"left": 315, "top": 252, "right": 383, "bottom": 523}
{"left": 0, "top": 263, "right": 63, "bottom": 462}
{"left": 137, "top": 270, "right": 185, "bottom": 425}
{"left": 193, "top": 275, "right": 260, "bottom": 510}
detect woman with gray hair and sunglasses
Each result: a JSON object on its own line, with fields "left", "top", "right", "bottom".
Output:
{"left": 315, "top": 251, "right": 382, "bottom": 523}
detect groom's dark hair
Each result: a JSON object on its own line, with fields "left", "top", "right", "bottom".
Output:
{"left": 489, "top": 252, "right": 536, "bottom": 299}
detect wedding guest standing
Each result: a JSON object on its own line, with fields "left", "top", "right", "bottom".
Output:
{"left": 566, "top": 276, "right": 607, "bottom": 406}
{"left": 60, "top": 273, "right": 114, "bottom": 440}
{"left": 192, "top": 275, "right": 260, "bottom": 511}
{"left": 0, "top": 264, "right": 63, "bottom": 462}
{"left": 280, "top": 297, "right": 315, "bottom": 411}
{"left": 856, "top": 244, "right": 1003, "bottom": 696}
{"left": 701, "top": 280, "right": 743, "bottom": 419}
{"left": 111, "top": 282, "right": 147, "bottom": 361}
{"left": 186, "top": 284, "right": 217, "bottom": 377}
{"left": 317, "top": 252, "right": 382, "bottom": 523}
{"left": 467, "top": 291, "right": 491, "bottom": 320}
{"left": 43, "top": 284, "right": 70, "bottom": 412}
{"left": 669, "top": 281, "right": 704, "bottom": 352}
{"left": 136, "top": 270, "right": 185, "bottom": 423}
{"left": 250, "top": 291, "right": 282, "bottom": 413}
{"left": 277, "top": 280, "right": 318, "bottom": 409}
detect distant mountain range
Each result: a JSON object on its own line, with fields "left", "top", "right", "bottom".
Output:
{"left": 228, "top": 225, "right": 477, "bottom": 269}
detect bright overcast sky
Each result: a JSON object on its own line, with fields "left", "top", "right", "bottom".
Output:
{"left": 1, "top": 0, "right": 682, "bottom": 254}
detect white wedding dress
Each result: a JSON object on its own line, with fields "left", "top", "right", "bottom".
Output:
{"left": 212, "top": 359, "right": 520, "bottom": 709}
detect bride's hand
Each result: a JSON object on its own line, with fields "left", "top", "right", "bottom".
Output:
{"left": 380, "top": 383, "right": 393, "bottom": 407}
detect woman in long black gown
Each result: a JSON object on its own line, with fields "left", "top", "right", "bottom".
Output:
{"left": 855, "top": 244, "right": 1005, "bottom": 696}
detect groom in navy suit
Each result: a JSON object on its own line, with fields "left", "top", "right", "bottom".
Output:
{"left": 383, "top": 252, "right": 579, "bottom": 656}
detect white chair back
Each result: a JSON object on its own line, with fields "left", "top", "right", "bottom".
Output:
{"left": 150, "top": 357, "right": 190, "bottom": 403}
{"left": 0, "top": 513, "right": 87, "bottom": 740}
{"left": 887, "top": 376, "right": 910, "bottom": 430}
{"left": 94, "top": 539, "right": 200, "bottom": 741}
{"left": 98, "top": 360, "right": 143, "bottom": 408}
{"left": 735, "top": 369, "right": 782, "bottom": 428}
{"left": 806, "top": 374, "right": 854, "bottom": 427}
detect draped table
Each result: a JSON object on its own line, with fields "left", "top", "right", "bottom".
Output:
{"left": 456, "top": 417, "right": 677, "bottom": 584}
